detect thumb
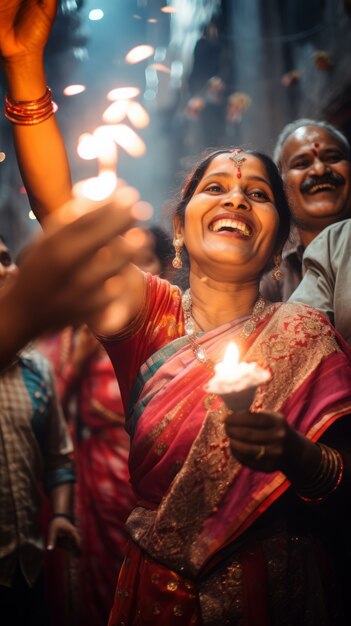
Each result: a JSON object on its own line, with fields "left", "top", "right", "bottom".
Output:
{"left": 46, "top": 521, "right": 58, "bottom": 551}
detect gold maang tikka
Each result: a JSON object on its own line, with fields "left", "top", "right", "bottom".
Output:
{"left": 229, "top": 149, "right": 246, "bottom": 178}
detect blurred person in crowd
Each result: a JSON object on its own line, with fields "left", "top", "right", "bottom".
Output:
{"left": 0, "top": 236, "right": 81, "bottom": 626}
{"left": 36, "top": 225, "right": 173, "bottom": 626}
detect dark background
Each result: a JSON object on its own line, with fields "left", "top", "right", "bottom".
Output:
{"left": 0, "top": 0, "right": 350, "bottom": 252}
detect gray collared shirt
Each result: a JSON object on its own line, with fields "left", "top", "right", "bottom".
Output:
{"left": 289, "top": 219, "right": 351, "bottom": 344}
{"left": 260, "top": 226, "right": 304, "bottom": 302}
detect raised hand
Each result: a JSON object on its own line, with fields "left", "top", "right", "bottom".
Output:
{"left": 0, "top": 186, "right": 145, "bottom": 368}
{"left": 0, "top": 0, "right": 57, "bottom": 62}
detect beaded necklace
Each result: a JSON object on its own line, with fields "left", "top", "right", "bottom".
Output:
{"left": 181, "top": 289, "right": 266, "bottom": 369}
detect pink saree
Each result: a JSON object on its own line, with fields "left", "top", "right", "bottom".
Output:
{"left": 100, "top": 275, "right": 351, "bottom": 626}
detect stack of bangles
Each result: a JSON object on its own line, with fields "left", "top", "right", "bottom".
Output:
{"left": 4, "top": 87, "right": 55, "bottom": 125}
{"left": 296, "top": 442, "right": 344, "bottom": 503}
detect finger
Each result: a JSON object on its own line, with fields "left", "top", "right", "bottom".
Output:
{"left": 68, "top": 237, "right": 135, "bottom": 292}
{"left": 39, "top": 205, "right": 135, "bottom": 275}
{"left": 225, "top": 410, "right": 284, "bottom": 429}
{"left": 225, "top": 425, "right": 278, "bottom": 445}
{"left": 43, "top": 184, "right": 139, "bottom": 232}
{"left": 43, "top": 0, "right": 59, "bottom": 22}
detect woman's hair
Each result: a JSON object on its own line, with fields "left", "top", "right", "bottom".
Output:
{"left": 173, "top": 148, "right": 291, "bottom": 255}
{"left": 149, "top": 225, "right": 173, "bottom": 277}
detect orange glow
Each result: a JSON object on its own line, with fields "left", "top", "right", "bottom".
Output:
{"left": 161, "top": 5, "right": 177, "bottom": 13}
{"left": 124, "top": 227, "right": 149, "bottom": 248}
{"left": 107, "top": 87, "right": 141, "bottom": 101}
{"left": 63, "top": 84, "right": 86, "bottom": 96}
{"left": 131, "top": 201, "right": 154, "bottom": 221}
{"left": 110, "top": 124, "right": 146, "bottom": 157}
{"left": 77, "top": 133, "right": 98, "bottom": 160}
{"left": 93, "top": 126, "right": 118, "bottom": 169}
{"left": 102, "top": 100, "right": 128, "bottom": 123}
{"left": 148, "top": 18, "right": 158, "bottom": 23}
{"left": 73, "top": 171, "right": 117, "bottom": 201}
{"left": 126, "top": 101, "right": 150, "bottom": 128}
{"left": 125, "top": 45, "right": 154, "bottom": 64}
{"left": 149, "top": 63, "right": 171, "bottom": 74}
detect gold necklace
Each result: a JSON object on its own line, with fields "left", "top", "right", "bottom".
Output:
{"left": 181, "top": 289, "right": 266, "bottom": 368}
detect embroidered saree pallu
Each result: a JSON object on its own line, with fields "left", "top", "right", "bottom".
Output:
{"left": 101, "top": 277, "right": 351, "bottom": 626}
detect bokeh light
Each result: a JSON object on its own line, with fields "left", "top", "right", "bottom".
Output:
{"left": 107, "top": 87, "right": 141, "bottom": 101}
{"left": 63, "top": 84, "right": 86, "bottom": 96}
{"left": 89, "top": 8, "right": 104, "bottom": 21}
{"left": 125, "top": 45, "right": 154, "bottom": 64}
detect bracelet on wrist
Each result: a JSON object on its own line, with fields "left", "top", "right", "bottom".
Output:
{"left": 296, "top": 443, "right": 344, "bottom": 503}
{"left": 4, "top": 87, "right": 56, "bottom": 125}
{"left": 52, "top": 512, "right": 76, "bottom": 524}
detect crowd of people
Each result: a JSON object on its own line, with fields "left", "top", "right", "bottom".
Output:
{"left": 1, "top": 1, "right": 351, "bottom": 626}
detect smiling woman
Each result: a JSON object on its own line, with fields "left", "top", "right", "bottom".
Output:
{"left": 172, "top": 149, "right": 290, "bottom": 290}
{"left": 94, "top": 149, "right": 351, "bottom": 626}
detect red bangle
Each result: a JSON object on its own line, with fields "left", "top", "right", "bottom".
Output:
{"left": 4, "top": 87, "right": 56, "bottom": 125}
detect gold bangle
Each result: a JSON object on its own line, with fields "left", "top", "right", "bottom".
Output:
{"left": 296, "top": 444, "right": 344, "bottom": 503}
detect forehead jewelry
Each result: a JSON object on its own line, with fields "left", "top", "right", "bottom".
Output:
{"left": 229, "top": 149, "right": 247, "bottom": 178}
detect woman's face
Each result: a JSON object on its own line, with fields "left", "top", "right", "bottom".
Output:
{"left": 175, "top": 153, "right": 280, "bottom": 283}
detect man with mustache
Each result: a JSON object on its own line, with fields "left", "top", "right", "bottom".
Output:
{"left": 260, "top": 119, "right": 351, "bottom": 302}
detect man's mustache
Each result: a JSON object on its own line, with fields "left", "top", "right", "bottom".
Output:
{"left": 301, "top": 172, "right": 344, "bottom": 193}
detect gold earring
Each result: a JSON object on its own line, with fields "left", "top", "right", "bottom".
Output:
{"left": 272, "top": 255, "right": 283, "bottom": 281}
{"left": 172, "top": 239, "right": 183, "bottom": 269}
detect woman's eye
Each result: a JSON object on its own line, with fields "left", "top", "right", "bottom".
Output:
{"left": 204, "top": 183, "right": 223, "bottom": 193}
{"left": 249, "top": 190, "right": 269, "bottom": 200}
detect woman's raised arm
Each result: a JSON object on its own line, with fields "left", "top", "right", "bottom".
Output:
{"left": 0, "top": 0, "right": 72, "bottom": 219}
